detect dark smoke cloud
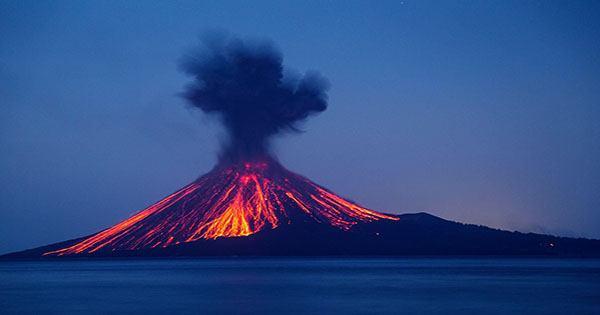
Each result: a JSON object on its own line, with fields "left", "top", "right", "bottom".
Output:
{"left": 180, "top": 33, "right": 329, "bottom": 162}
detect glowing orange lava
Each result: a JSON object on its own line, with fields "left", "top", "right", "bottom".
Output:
{"left": 44, "top": 160, "right": 398, "bottom": 256}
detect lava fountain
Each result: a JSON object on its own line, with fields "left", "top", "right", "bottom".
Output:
{"left": 43, "top": 33, "right": 398, "bottom": 256}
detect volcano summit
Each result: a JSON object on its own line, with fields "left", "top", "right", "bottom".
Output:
{"left": 4, "top": 34, "right": 600, "bottom": 258}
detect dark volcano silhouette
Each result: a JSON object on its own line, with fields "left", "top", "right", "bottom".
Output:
{"left": 3, "top": 159, "right": 600, "bottom": 259}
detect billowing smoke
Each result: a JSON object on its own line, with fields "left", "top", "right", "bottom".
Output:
{"left": 180, "top": 33, "right": 329, "bottom": 162}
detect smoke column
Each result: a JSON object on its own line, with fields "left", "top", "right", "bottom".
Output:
{"left": 180, "top": 33, "right": 330, "bottom": 162}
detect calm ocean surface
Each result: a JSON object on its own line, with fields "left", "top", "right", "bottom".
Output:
{"left": 1, "top": 258, "right": 599, "bottom": 314}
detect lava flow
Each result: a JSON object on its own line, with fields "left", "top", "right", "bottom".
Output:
{"left": 44, "top": 159, "right": 398, "bottom": 256}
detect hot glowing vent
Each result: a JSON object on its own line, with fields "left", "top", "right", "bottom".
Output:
{"left": 44, "top": 159, "right": 398, "bottom": 256}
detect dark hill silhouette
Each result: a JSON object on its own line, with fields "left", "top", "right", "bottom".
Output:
{"left": 4, "top": 212, "right": 599, "bottom": 259}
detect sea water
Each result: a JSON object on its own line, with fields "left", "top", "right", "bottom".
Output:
{"left": 1, "top": 258, "right": 599, "bottom": 314}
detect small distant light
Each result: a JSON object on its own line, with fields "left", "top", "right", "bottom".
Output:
{"left": 549, "top": 243, "right": 555, "bottom": 247}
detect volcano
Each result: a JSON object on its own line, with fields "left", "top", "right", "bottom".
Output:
{"left": 3, "top": 34, "right": 600, "bottom": 259}
{"left": 5, "top": 157, "right": 600, "bottom": 258}
{"left": 42, "top": 158, "right": 398, "bottom": 256}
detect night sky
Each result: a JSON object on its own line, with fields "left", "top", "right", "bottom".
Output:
{"left": 1, "top": 0, "right": 599, "bottom": 254}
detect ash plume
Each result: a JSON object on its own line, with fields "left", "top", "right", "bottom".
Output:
{"left": 180, "top": 33, "right": 329, "bottom": 162}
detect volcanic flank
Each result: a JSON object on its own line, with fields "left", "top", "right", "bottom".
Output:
{"left": 43, "top": 158, "right": 398, "bottom": 256}
{"left": 4, "top": 34, "right": 600, "bottom": 258}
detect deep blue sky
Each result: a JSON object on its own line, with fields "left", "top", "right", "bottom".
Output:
{"left": 1, "top": 1, "right": 599, "bottom": 254}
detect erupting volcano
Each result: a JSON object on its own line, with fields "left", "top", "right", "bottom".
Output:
{"left": 44, "top": 159, "right": 398, "bottom": 256}
{"left": 4, "top": 33, "right": 600, "bottom": 259}
{"left": 39, "top": 33, "right": 398, "bottom": 257}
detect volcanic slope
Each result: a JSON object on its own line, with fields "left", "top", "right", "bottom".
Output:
{"left": 41, "top": 159, "right": 398, "bottom": 256}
